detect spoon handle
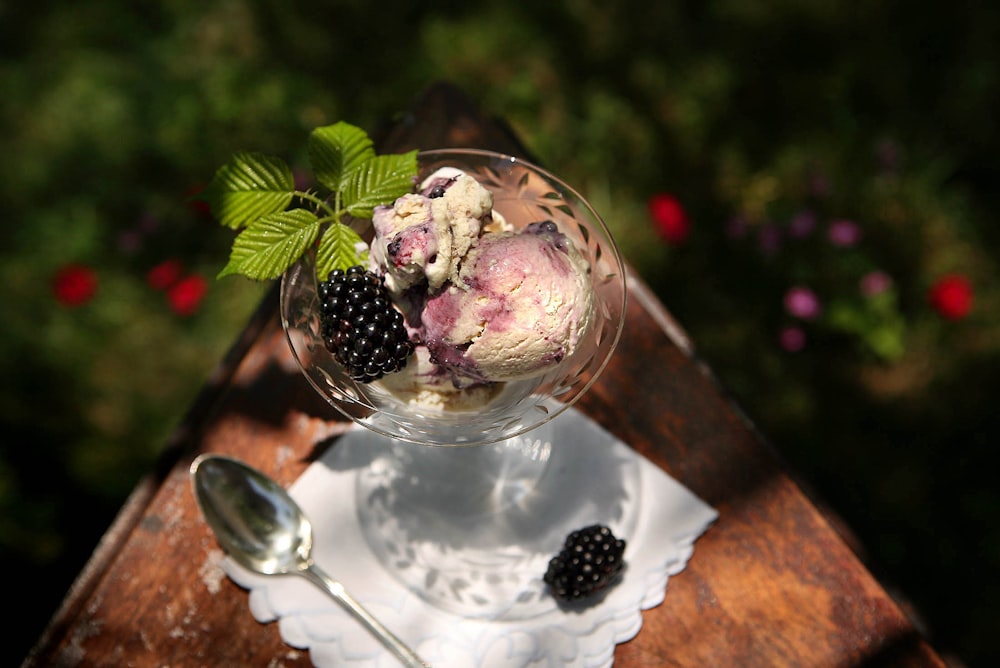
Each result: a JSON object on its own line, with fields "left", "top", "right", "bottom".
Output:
{"left": 301, "top": 564, "right": 431, "bottom": 668}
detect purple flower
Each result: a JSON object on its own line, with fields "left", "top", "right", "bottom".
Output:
{"left": 788, "top": 210, "right": 817, "bottom": 239}
{"left": 828, "top": 219, "right": 863, "bottom": 247}
{"left": 758, "top": 223, "right": 782, "bottom": 256}
{"left": 779, "top": 326, "right": 807, "bottom": 352}
{"left": 784, "top": 286, "right": 822, "bottom": 320}
{"left": 860, "top": 270, "right": 893, "bottom": 297}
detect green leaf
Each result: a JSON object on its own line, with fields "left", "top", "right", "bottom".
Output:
{"left": 203, "top": 152, "right": 295, "bottom": 229}
{"left": 343, "top": 151, "right": 419, "bottom": 218}
{"left": 218, "top": 209, "right": 320, "bottom": 280}
{"left": 308, "top": 122, "right": 375, "bottom": 193}
{"left": 865, "top": 324, "right": 906, "bottom": 361}
{"left": 316, "top": 223, "right": 368, "bottom": 280}
{"left": 212, "top": 122, "right": 419, "bottom": 284}
{"left": 825, "top": 301, "right": 864, "bottom": 333}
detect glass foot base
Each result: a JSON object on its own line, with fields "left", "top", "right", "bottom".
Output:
{"left": 352, "top": 417, "right": 640, "bottom": 621}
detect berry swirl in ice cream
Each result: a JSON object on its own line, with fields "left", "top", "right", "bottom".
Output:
{"left": 420, "top": 223, "right": 593, "bottom": 383}
{"left": 370, "top": 167, "right": 594, "bottom": 408}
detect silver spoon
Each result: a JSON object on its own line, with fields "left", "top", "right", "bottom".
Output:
{"left": 190, "top": 453, "right": 430, "bottom": 668}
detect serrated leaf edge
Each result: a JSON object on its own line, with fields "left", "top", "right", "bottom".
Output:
{"left": 217, "top": 209, "right": 321, "bottom": 280}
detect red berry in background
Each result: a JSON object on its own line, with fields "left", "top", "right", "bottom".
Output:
{"left": 52, "top": 264, "right": 98, "bottom": 307}
{"left": 167, "top": 274, "right": 208, "bottom": 316}
{"left": 927, "top": 274, "right": 974, "bottom": 321}
{"left": 184, "top": 184, "right": 213, "bottom": 220}
{"left": 147, "top": 259, "right": 184, "bottom": 290}
{"left": 647, "top": 193, "right": 690, "bottom": 244}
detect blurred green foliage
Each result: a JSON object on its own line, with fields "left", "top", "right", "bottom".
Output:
{"left": 2, "top": 1, "right": 998, "bottom": 665}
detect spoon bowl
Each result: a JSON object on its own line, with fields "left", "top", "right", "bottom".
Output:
{"left": 190, "top": 454, "right": 430, "bottom": 668}
{"left": 191, "top": 454, "right": 312, "bottom": 575}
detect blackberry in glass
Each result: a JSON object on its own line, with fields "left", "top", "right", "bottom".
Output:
{"left": 318, "top": 266, "right": 413, "bottom": 382}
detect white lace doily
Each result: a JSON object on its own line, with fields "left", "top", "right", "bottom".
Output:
{"left": 222, "top": 407, "right": 717, "bottom": 667}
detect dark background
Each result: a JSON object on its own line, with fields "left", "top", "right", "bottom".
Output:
{"left": 2, "top": 1, "right": 998, "bottom": 666}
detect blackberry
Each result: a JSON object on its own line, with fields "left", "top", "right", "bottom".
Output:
{"left": 525, "top": 219, "right": 570, "bottom": 252}
{"left": 543, "top": 524, "right": 626, "bottom": 603}
{"left": 318, "top": 265, "right": 413, "bottom": 382}
{"left": 525, "top": 220, "right": 558, "bottom": 235}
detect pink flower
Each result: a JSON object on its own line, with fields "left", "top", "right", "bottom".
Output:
{"left": 647, "top": 193, "right": 690, "bottom": 244}
{"left": 784, "top": 286, "right": 822, "bottom": 320}
{"left": 167, "top": 274, "right": 208, "bottom": 316}
{"left": 147, "top": 259, "right": 185, "bottom": 291}
{"left": 860, "top": 270, "right": 893, "bottom": 297}
{"left": 927, "top": 274, "right": 973, "bottom": 320}
{"left": 827, "top": 219, "right": 863, "bottom": 247}
{"left": 779, "top": 326, "right": 806, "bottom": 352}
{"left": 53, "top": 264, "right": 98, "bottom": 307}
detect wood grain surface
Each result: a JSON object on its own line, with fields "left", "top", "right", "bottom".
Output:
{"left": 22, "top": 83, "right": 945, "bottom": 668}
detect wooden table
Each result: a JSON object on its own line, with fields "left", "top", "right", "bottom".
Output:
{"left": 23, "top": 83, "right": 946, "bottom": 668}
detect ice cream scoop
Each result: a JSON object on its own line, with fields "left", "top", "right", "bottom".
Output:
{"left": 419, "top": 222, "right": 593, "bottom": 383}
{"left": 370, "top": 169, "right": 494, "bottom": 297}
{"left": 368, "top": 166, "right": 595, "bottom": 407}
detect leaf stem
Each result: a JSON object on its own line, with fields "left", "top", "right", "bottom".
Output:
{"left": 297, "top": 190, "right": 337, "bottom": 219}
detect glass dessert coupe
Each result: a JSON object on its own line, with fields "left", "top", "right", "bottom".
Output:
{"left": 280, "top": 149, "right": 630, "bottom": 620}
